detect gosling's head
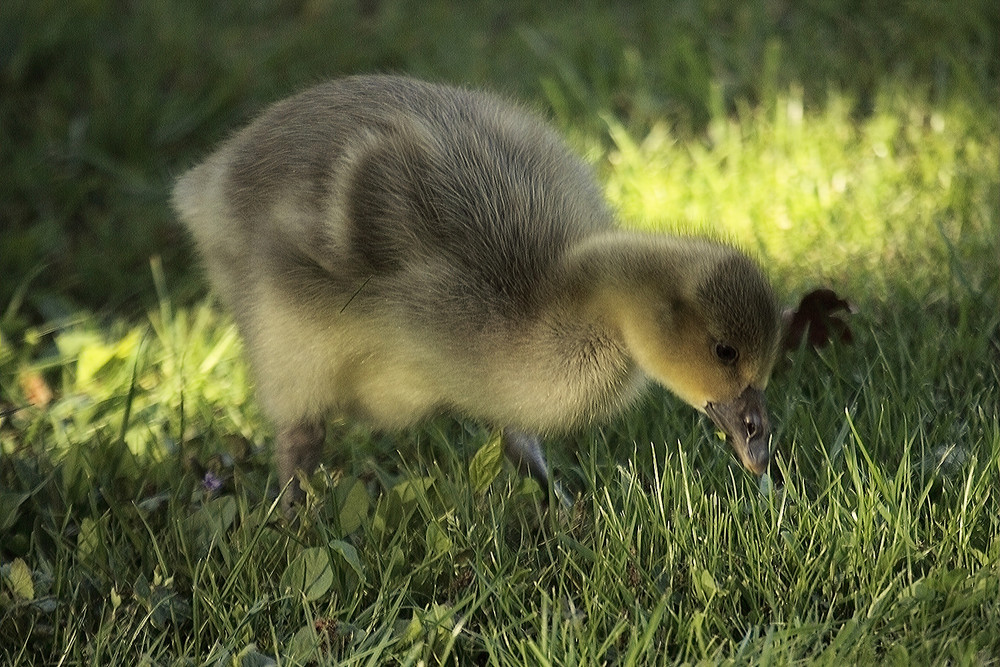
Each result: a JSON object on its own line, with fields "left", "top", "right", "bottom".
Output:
{"left": 614, "top": 241, "right": 782, "bottom": 475}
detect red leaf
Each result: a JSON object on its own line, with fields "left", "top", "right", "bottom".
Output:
{"left": 782, "top": 288, "right": 855, "bottom": 352}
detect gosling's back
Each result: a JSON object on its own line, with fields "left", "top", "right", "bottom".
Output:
{"left": 174, "top": 76, "right": 612, "bottom": 329}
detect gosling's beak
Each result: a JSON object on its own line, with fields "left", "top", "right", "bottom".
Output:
{"left": 705, "top": 386, "right": 771, "bottom": 475}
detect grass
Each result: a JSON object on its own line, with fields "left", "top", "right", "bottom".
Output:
{"left": 2, "top": 0, "right": 999, "bottom": 664}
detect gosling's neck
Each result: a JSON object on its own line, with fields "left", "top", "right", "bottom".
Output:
{"left": 556, "top": 230, "right": 729, "bottom": 321}
{"left": 552, "top": 231, "right": 740, "bottom": 409}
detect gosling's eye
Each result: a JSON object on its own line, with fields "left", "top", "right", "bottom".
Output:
{"left": 714, "top": 342, "right": 739, "bottom": 365}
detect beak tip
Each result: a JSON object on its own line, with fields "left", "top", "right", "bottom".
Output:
{"left": 706, "top": 387, "right": 772, "bottom": 478}
{"left": 743, "top": 446, "right": 770, "bottom": 476}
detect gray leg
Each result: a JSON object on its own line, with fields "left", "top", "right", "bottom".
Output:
{"left": 277, "top": 420, "right": 326, "bottom": 509}
{"left": 501, "top": 429, "right": 573, "bottom": 508}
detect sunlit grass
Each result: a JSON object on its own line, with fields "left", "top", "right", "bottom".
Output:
{"left": 2, "top": 1, "right": 998, "bottom": 664}
{"left": 604, "top": 87, "right": 998, "bottom": 301}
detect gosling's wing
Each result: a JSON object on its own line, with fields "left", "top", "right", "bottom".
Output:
{"left": 327, "top": 77, "right": 615, "bottom": 322}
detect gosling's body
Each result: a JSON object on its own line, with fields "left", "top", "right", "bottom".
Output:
{"left": 174, "top": 75, "right": 781, "bottom": 500}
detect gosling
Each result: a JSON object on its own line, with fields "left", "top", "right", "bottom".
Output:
{"left": 172, "top": 75, "right": 781, "bottom": 505}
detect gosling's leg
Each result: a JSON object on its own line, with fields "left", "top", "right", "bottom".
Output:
{"left": 277, "top": 419, "right": 326, "bottom": 509}
{"left": 501, "top": 429, "right": 573, "bottom": 508}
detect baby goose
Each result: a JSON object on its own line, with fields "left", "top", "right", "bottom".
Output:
{"left": 173, "top": 75, "right": 781, "bottom": 504}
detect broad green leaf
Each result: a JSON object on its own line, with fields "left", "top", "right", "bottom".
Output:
{"left": 391, "top": 476, "right": 435, "bottom": 505}
{"left": 235, "top": 644, "right": 277, "bottom": 667}
{"left": 372, "top": 477, "right": 435, "bottom": 539}
{"left": 281, "top": 547, "right": 333, "bottom": 601}
{"left": 329, "top": 539, "right": 364, "bottom": 585}
{"left": 426, "top": 602, "right": 454, "bottom": 628}
{"left": 76, "top": 341, "right": 117, "bottom": 386}
{"left": 0, "top": 492, "right": 28, "bottom": 531}
{"left": 132, "top": 572, "right": 190, "bottom": 629}
{"left": 76, "top": 517, "right": 101, "bottom": 563}
{"left": 401, "top": 615, "right": 423, "bottom": 643}
{"left": 5, "top": 558, "right": 34, "bottom": 601}
{"left": 425, "top": 522, "right": 452, "bottom": 560}
{"left": 54, "top": 329, "right": 100, "bottom": 359}
{"left": 287, "top": 624, "right": 323, "bottom": 662}
{"left": 337, "top": 479, "right": 369, "bottom": 535}
{"left": 383, "top": 545, "right": 406, "bottom": 580}
{"left": 469, "top": 432, "right": 503, "bottom": 494}
{"left": 694, "top": 569, "right": 718, "bottom": 601}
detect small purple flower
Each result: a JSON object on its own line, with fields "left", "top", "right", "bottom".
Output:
{"left": 202, "top": 471, "right": 223, "bottom": 494}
